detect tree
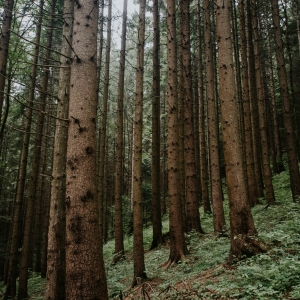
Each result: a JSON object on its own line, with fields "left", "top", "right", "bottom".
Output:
{"left": 65, "top": 0, "right": 108, "bottom": 296}
{"left": 203, "top": 0, "right": 225, "bottom": 233}
{"left": 114, "top": 0, "right": 128, "bottom": 261}
{"left": 165, "top": 0, "right": 188, "bottom": 268}
{"left": 216, "top": 0, "right": 265, "bottom": 261}
{"left": 46, "top": 0, "right": 73, "bottom": 297}
{"left": 132, "top": 0, "right": 147, "bottom": 286}
{"left": 271, "top": 0, "right": 300, "bottom": 202}
{"left": 150, "top": 0, "right": 164, "bottom": 249}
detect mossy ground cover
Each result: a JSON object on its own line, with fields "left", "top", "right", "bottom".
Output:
{"left": 0, "top": 169, "right": 299, "bottom": 299}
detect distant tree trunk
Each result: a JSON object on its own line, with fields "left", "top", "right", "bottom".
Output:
{"left": 203, "top": 0, "right": 225, "bottom": 233}
{"left": 131, "top": 0, "right": 147, "bottom": 287}
{"left": 216, "top": 0, "right": 265, "bottom": 261}
{"left": 238, "top": 0, "right": 258, "bottom": 206}
{"left": 197, "top": 1, "right": 211, "bottom": 214}
{"left": 0, "top": 0, "right": 14, "bottom": 123}
{"left": 65, "top": 0, "right": 108, "bottom": 297}
{"left": 164, "top": 0, "right": 188, "bottom": 268}
{"left": 4, "top": 2, "right": 44, "bottom": 296}
{"left": 18, "top": 2, "right": 56, "bottom": 298}
{"left": 114, "top": 0, "right": 127, "bottom": 261}
{"left": 271, "top": 0, "right": 300, "bottom": 201}
{"left": 150, "top": 0, "right": 163, "bottom": 249}
{"left": 251, "top": 0, "right": 275, "bottom": 205}
{"left": 98, "top": 0, "right": 112, "bottom": 241}
{"left": 246, "top": 0, "right": 264, "bottom": 198}
{"left": 180, "top": 0, "right": 203, "bottom": 233}
{"left": 46, "top": 0, "right": 73, "bottom": 297}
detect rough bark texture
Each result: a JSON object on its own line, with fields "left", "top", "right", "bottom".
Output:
{"left": 204, "top": 0, "right": 226, "bottom": 233}
{"left": 46, "top": 0, "right": 73, "bottom": 298}
{"left": 150, "top": 0, "right": 163, "bottom": 249}
{"left": 132, "top": 0, "right": 147, "bottom": 287}
{"left": 4, "top": 2, "right": 44, "bottom": 297}
{"left": 197, "top": 1, "right": 211, "bottom": 214}
{"left": 238, "top": 0, "right": 258, "bottom": 207}
{"left": 65, "top": 0, "right": 108, "bottom": 297}
{"left": 114, "top": 0, "right": 127, "bottom": 261}
{"left": 0, "top": 0, "right": 14, "bottom": 122}
{"left": 18, "top": 1, "right": 55, "bottom": 297}
{"left": 216, "top": 0, "right": 265, "bottom": 262}
{"left": 180, "top": 0, "right": 203, "bottom": 233}
{"left": 165, "top": 0, "right": 188, "bottom": 268}
{"left": 271, "top": 0, "right": 300, "bottom": 201}
{"left": 251, "top": 0, "right": 275, "bottom": 205}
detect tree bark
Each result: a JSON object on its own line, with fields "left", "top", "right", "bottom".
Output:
{"left": 65, "top": 0, "right": 108, "bottom": 296}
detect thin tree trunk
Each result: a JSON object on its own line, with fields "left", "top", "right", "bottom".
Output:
{"left": 131, "top": 0, "right": 147, "bottom": 287}
{"left": 45, "top": 0, "right": 73, "bottom": 297}
{"left": 4, "top": 1, "right": 44, "bottom": 297}
{"left": 65, "top": 0, "right": 108, "bottom": 296}
{"left": 271, "top": 0, "right": 300, "bottom": 201}
{"left": 150, "top": 0, "right": 163, "bottom": 249}
{"left": 203, "top": 0, "right": 225, "bottom": 233}
{"left": 114, "top": 0, "right": 127, "bottom": 261}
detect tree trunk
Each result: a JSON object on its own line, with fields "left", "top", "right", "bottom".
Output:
{"left": 0, "top": 0, "right": 14, "bottom": 123}
{"left": 46, "top": 0, "right": 73, "bottom": 297}
{"left": 180, "top": 0, "right": 203, "bottom": 233}
{"left": 65, "top": 0, "right": 108, "bottom": 296}
{"left": 18, "top": 1, "right": 56, "bottom": 298}
{"left": 216, "top": 0, "right": 265, "bottom": 262}
{"left": 131, "top": 0, "right": 147, "bottom": 287}
{"left": 271, "top": 0, "right": 300, "bottom": 201}
{"left": 238, "top": 0, "right": 258, "bottom": 207}
{"left": 4, "top": 1, "right": 44, "bottom": 297}
{"left": 197, "top": 1, "right": 211, "bottom": 214}
{"left": 165, "top": 0, "right": 188, "bottom": 268}
{"left": 150, "top": 0, "right": 163, "bottom": 249}
{"left": 114, "top": 0, "right": 127, "bottom": 261}
{"left": 203, "top": 0, "right": 226, "bottom": 233}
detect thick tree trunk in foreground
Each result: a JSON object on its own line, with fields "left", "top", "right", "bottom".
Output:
{"left": 114, "top": 0, "right": 127, "bottom": 261}
{"left": 150, "top": 0, "right": 163, "bottom": 249}
{"left": 180, "top": 0, "right": 203, "bottom": 233}
{"left": 132, "top": 0, "right": 147, "bottom": 287}
{"left": 271, "top": 0, "right": 300, "bottom": 201}
{"left": 65, "top": 0, "right": 108, "bottom": 297}
{"left": 165, "top": 0, "right": 188, "bottom": 268}
{"left": 216, "top": 0, "right": 265, "bottom": 262}
{"left": 203, "top": 0, "right": 225, "bottom": 233}
{"left": 46, "top": 0, "right": 73, "bottom": 298}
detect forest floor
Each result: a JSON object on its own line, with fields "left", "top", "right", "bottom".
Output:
{"left": 1, "top": 168, "right": 300, "bottom": 299}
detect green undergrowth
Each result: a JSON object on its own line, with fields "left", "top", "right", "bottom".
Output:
{"left": 1, "top": 169, "right": 299, "bottom": 299}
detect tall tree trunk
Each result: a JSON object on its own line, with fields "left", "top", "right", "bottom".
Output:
{"left": 98, "top": 0, "right": 112, "bottom": 241}
{"left": 203, "top": 0, "right": 225, "bottom": 233}
{"left": 271, "top": 0, "right": 300, "bottom": 201}
{"left": 131, "top": 0, "right": 147, "bottom": 287}
{"left": 150, "top": 0, "right": 163, "bottom": 249}
{"left": 180, "top": 0, "right": 203, "bottom": 233}
{"left": 114, "top": 0, "right": 127, "bottom": 261}
{"left": 0, "top": 0, "right": 14, "bottom": 123}
{"left": 216, "top": 0, "right": 265, "bottom": 262}
{"left": 238, "top": 0, "right": 258, "bottom": 206}
{"left": 46, "top": 0, "right": 73, "bottom": 297}
{"left": 164, "top": 0, "right": 188, "bottom": 268}
{"left": 18, "top": 1, "right": 56, "bottom": 298}
{"left": 251, "top": 0, "right": 275, "bottom": 205}
{"left": 197, "top": 1, "right": 211, "bottom": 214}
{"left": 65, "top": 0, "right": 108, "bottom": 296}
{"left": 4, "top": 2, "right": 44, "bottom": 297}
